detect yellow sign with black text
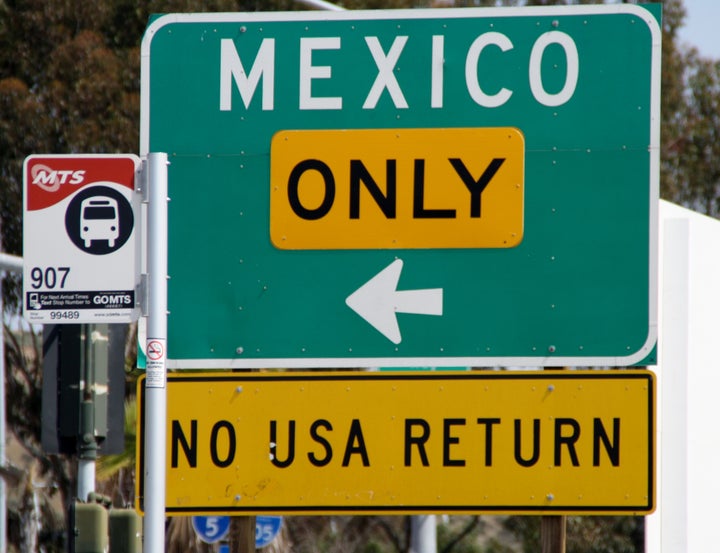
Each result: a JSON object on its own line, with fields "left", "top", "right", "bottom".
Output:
{"left": 270, "top": 128, "right": 524, "bottom": 249}
{"left": 137, "top": 371, "right": 654, "bottom": 516}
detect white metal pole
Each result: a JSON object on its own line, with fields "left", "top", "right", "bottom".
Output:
{"left": 410, "top": 515, "right": 437, "bottom": 553}
{"left": 76, "top": 461, "right": 95, "bottom": 502}
{"left": 0, "top": 255, "right": 23, "bottom": 273}
{"left": 143, "top": 152, "right": 169, "bottom": 553}
{"left": 294, "top": 0, "right": 345, "bottom": 11}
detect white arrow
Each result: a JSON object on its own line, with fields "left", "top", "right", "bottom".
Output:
{"left": 345, "top": 259, "right": 443, "bottom": 344}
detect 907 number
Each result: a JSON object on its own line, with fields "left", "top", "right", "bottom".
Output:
{"left": 30, "top": 267, "right": 70, "bottom": 290}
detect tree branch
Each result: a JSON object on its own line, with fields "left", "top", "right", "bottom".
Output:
{"left": 440, "top": 516, "right": 481, "bottom": 553}
{"left": 373, "top": 517, "right": 405, "bottom": 553}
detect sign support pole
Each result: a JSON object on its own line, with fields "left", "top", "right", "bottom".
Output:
{"left": 542, "top": 366, "right": 567, "bottom": 553}
{"left": 77, "top": 325, "right": 97, "bottom": 502}
{"left": 541, "top": 516, "right": 566, "bottom": 553}
{"left": 228, "top": 516, "right": 256, "bottom": 553}
{"left": 143, "top": 152, "right": 169, "bottom": 553}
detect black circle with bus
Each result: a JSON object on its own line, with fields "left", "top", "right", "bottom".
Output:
{"left": 65, "top": 185, "right": 134, "bottom": 255}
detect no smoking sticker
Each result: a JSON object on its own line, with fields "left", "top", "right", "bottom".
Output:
{"left": 146, "top": 338, "right": 167, "bottom": 388}
{"left": 147, "top": 340, "right": 165, "bottom": 361}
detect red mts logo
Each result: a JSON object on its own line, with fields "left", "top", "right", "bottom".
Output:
{"left": 30, "top": 164, "right": 86, "bottom": 191}
{"left": 25, "top": 157, "right": 136, "bottom": 211}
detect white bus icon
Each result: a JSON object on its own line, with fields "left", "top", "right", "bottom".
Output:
{"left": 80, "top": 196, "right": 119, "bottom": 248}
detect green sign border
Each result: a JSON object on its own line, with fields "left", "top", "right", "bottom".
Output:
{"left": 141, "top": 5, "right": 660, "bottom": 368}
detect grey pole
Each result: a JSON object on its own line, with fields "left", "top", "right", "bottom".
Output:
{"left": 143, "top": 152, "right": 169, "bottom": 553}
{"left": 0, "top": 254, "right": 22, "bottom": 273}
{"left": 410, "top": 515, "right": 437, "bottom": 553}
{"left": 77, "top": 324, "right": 97, "bottom": 502}
{"left": 77, "top": 459, "right": 95, "bottom": 501}
{"left": 76, "top": 459, "right": 95, "bottom": 502}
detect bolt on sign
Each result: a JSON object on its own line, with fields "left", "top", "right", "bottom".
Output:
{"left": 136, "top": 371, "right": 655, "bottom": 515}
{"left": 140, "top": 4, "right": 660, "bottom": 368}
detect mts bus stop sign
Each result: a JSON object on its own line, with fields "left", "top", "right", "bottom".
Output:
{"left": 140, "top": 5, "right": 660, "bottom": 368}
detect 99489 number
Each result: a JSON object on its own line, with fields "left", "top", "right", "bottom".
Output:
{"left": 49, "top": 311, "right": 80, "bottom": 320}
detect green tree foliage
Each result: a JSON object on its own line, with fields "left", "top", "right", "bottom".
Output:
{"left": 658, "top": 0, "right": 687, "bottom": 202}
{"left": 503, "top": 516, "right": 643, "bottom": 553}
{"left": 0, "top": 0, "right": 299, "bottom": 309}
{"left": 653, "top": 0, "right": 720, "bottom": 217}
{"left": 670, "top": 52, "right": 720, "bottom": 215}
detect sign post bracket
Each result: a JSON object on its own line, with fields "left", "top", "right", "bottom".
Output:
{"left": 137, "top": 158, "right": 149, "bottom": 317}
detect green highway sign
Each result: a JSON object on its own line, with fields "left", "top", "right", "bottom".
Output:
{"left": 140, "top": 5, "right": 660, "bottom": 368}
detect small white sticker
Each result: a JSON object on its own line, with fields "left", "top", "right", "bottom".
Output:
{"left": 146, "top": 338, "right": 166, "bottom": 388}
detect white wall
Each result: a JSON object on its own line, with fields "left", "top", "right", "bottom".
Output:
{"left": 646, "top": 201, "right": 720, "bottom": 552}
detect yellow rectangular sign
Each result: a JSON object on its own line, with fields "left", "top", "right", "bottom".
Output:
{"left": 270, "top": 128, "right": 524, "bottom": 249}
{"left": 137, "top": 371, "right": 654, "bottom": 516}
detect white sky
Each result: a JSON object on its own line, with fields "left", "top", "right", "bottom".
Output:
{"left": 677, "top": 0, "right": 720, "bottom": 59}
